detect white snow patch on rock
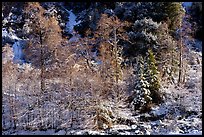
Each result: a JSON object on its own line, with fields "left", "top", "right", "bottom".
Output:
{"left": 13, "top": 41, "right": 23, "bottom": 60}
{"left": 66, "top": 10, "right": 81, "bottom": 33}
{"left": 112, "top": 124, "right": 131, "bottom": 130}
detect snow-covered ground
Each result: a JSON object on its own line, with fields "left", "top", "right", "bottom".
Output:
{"left": 60, "top": 57, "right": 201, "bottom": 134}
{"left": 2, "top": 56, "right": 202, "bottom": 134}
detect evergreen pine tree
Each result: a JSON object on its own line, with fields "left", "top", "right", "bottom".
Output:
{"left": 127, "top": 18, "right": 161, "bottom": 57}
{"left": 144, "top": 49, "right": 162, "bottom": 104}
{"left": 131, "top": 55, "right": 152, "bottom": 111}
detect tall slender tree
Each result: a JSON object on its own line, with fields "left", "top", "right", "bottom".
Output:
{"left": 24, "top": 2, "right": 63, "bottom": 129}
{"left": 144, "top": 49, "right": 162, "bottom": 104}
{"left": 177, "top": 7, "right": 185, "bottom": 85}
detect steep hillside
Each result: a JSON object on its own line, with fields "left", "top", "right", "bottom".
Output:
{"left": 2, "top": 2, "right": 202, "bottom": 135}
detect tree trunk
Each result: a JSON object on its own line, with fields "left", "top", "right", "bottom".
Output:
{"left": 40, "top": 31, "right": 45, "bottom": 129}
{"left": 13, "top": 81, "right": 17, "bottom": 130}
{"left": 178, "top": 22, "right": 183, "bottom": 85}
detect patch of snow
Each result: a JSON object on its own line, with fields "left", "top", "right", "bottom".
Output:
{"left": 151, "top": 120, "right": 162, "bottom": 126}
{"left": 194, "top": 39, "right": 202, "bottom": 52}
{"left": 12, "top": 41, "right": 25, "bottom": 64}
{"left": 66, "top": 10, "right": 81, "bottom": 34}
{"left": 2, "top": 28, "right": 21, "bottom": 41}
{"left": 74, "top": 130, "right": 87, "bottom": 135}
{"left": 68, "top": 31, "right": 80, "bottom": 42}
{"left": 112, "top": 124, "right": 131, "bottom": 130}
{"left": 53, "top": 130, "right": 66, "bottom": 135}
{"left": 140, "top": 124, "right": 151, "bottom": 129}
{"left": 167, "top": 130, "right": 202, "bottom": 135}
{"left": 2, "top": 28, "right": 9, "bottom": 37}
{"left": 145, "top": 130, "right": 151, "bottom": 135}
{"left": 134, "top": 130, "right": 140, "bottom": 134}
{"left": 182, "top": 2, "right": 192, "bottom": 8}
{"left": 2, "top": 129, "right": 55, "bottom": 135}
{"left": 59, "top": 7, "right": 82, "bottom": 42}
{"left": 87, "top": 130, "right": 106, "bottom": 135}
{"left": 185, "top": 130, "right": 202, "bottom": 135}
{"left": 3, "top": 92, "right": 15, "bottom": 97}
{"left": 150, "top": 105, "right": 168, "bottom": 117}
{"left": 66, "top": 130, "right": 79, "bottom": 135}
{"left": 167, "top": 131, "right": 182, "bottom": 135}
{"left": 182, "top": 2, "right": 192, "bottom": 13}
{"left": 119, "top": 131, "right": 132, "bottom": 135}
{"left": 131, "top": 124, "right": 137, "bottom": 129}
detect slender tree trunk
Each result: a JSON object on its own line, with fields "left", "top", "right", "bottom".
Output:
{"left": 52, "top": 107, "right": 55, "bottom": 129}
{"left": 27, "top": 104, "right": 30, "bottom": 129}
{"left": 13, "top": 81, "right": 17, "bottom": 130}
{"left": 178, "top": 45, "right": 182, "bottom": 84}
{"left": 10, "top": 93, "right": 14, "bottom": 129}
{"left": 114, "top": 28, "right": 118, "bottom": 84}
{"left": 170, "top": 44, "right": 175, "bottom": 84}
{"left": 178, "top": 22, "right": 183, "bottom": 85}
{"left": 2, "top": 100, "right": 5, "bottom": 130}
{"left": 39, "top": 31, "right": 45, "bottom": 129}
{"left": 9, "top": 95, "right": 12, "bottom": 129}
{"left": 70, "top": 93, "right": 73, "bottom": 128}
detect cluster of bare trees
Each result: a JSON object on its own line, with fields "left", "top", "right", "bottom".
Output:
{"left": 2, "top": 3, "right": 132, "bottom": 131}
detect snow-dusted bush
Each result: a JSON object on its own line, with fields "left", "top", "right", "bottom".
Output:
{"left": 92, "top": 101, "right": 114, "bottom": 130}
